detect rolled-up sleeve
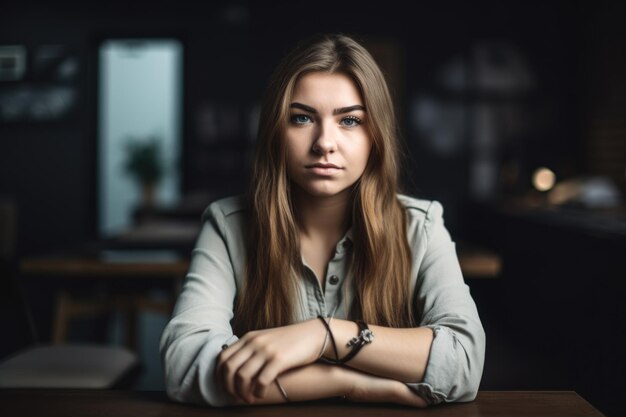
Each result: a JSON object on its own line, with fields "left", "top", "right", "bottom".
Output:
{"left": 159, "top": 202, "right": 239, "bottom": 406}
{"left": 405, "top": 201, "right": 486, "bottom": 405}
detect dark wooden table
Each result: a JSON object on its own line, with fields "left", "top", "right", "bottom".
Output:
{"left": 0, "top": 390, "right": 605, "bottom": 416}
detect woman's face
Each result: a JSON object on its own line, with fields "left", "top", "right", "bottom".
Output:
{"left": 284, "top": 71, "right": 372, "bottom": 199}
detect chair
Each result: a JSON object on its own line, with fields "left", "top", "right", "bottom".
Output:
{"left": 0, "top": 197, "right": 139, "bottom": 388}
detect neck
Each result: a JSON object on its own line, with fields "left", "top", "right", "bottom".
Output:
{"left": 292, "top": 187, "right": 353, "bottom": 241}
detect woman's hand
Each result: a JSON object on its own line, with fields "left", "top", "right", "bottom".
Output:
{"left": 345, "top": 368, "right": 428, "bottom": 408}
{"left": 216, "top": 319, "right": 327, "bottom": 403}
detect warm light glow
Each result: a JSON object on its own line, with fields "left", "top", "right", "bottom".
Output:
{"left": 532, "top": 167, "right": 556, "bottom": 191}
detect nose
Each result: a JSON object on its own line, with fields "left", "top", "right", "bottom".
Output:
{"left": 311, "top": 122, "right": 337, "bottom": 155}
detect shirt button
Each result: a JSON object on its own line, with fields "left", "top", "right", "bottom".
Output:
{"left": 328, "top": 275, "right": 339, "bottom": 285}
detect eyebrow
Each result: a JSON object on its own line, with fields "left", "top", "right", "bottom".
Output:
{"left": 290, "top": 102, "right": 366, "bottom": 115}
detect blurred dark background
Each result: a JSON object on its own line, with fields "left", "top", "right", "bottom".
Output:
{"left": 0, "top": 0, "right": 624, "bottom": 416}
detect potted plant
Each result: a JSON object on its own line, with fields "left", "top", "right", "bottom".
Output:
{"left": 123, "top": 137, "right": 164, "bottom": 207}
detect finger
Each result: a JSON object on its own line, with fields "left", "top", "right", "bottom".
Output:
{"left": 233, "top": 353, "right": 267, "bottom": 403}
{"left": 217, "top": 340, "right": 241, "bottom": 367}
{"left": 221, "top": 347, "right": 255, "bottom": 400}
{"left": 215, "top": 345, "right": 228, "bottom": 384}
{"left": 252, "top": 359, "right": 284, "bottom": 399}
{"left": 215, "top": 340, "right": 245, "bottom": 384}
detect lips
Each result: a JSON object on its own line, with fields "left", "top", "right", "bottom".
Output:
{"left": 306, "top": 163, "right": 341, "bottom": 169}
{"left": 305, "top": 162, "right": 343, "bottom": 177}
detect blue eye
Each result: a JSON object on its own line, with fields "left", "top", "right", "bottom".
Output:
{"left": 290, "top": 114, "right": 312, "bottom": 125}
{"left": 340, "top": 116, "right": 362, "bottom": 127}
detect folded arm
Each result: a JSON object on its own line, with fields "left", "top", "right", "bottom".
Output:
{"left": 320, "top": 320, "right": 434, "bottom": 383}
{"left": 215, "top": 317, "right": 429, "bottom": 406}
{"left": 234, "top": 362, "right": 426, "bottom": 408}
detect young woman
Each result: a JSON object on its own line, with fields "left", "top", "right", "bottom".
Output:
{"left": 160, "top": 34, "right": 485, "bottom": 407}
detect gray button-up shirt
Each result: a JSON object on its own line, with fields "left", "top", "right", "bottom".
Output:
{"left": 160, "top": 194, "right": 485, "bottom": 406}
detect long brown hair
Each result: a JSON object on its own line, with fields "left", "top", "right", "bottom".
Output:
{"left": 234, "top": 34, "right": 414, "bottom": 335}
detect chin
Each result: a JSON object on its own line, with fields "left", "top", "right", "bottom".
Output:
{"left": 297, "top": 183, "right": 352, "bottom": 199}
